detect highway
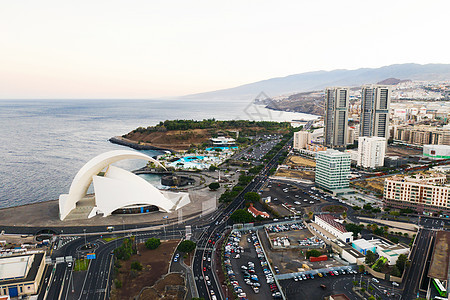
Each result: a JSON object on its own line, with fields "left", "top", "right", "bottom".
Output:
{"left": 401, "top": 228, "right": 433, "bottom": 300}
{"left": 193, "top": 137, "right": 292, "bottom": 300}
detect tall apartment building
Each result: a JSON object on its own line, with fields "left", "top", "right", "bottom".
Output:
{"left": 383, "top": 173, "right": 450, "bottom": 214}
{"left": 357, "top": 136, "right": 386, "bottom": 168}
{"left": 293, "top": 131, "right": 311, "bottom": 150}
{"left": 315, "top": 149, "right": 350, "bottom": 193}
{"left": 360, "top": 85, "right": 391, "bottom": 139}
{"left": 324, "top": 87, "right": 349, "bottom": 149}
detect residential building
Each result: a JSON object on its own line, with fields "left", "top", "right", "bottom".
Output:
{"left": 392, "top": 125, "right": 450, "bottom": 146}
{"left": 423, "top": 144, "right": 450, "bottom": 160}
{"left": 315, "top": 149, "right": 350, "bottom": 192}
{"left": 347, "top": 126, "right": 358, "bottom": 144}
{"left": 247, "top": 203, "right": 269, "bottom": 218}
{"left": 357, "top": 136, "right": 386, "bottom": 168}
{"left": 314, "top": 214, "right": 353, "bottom": 243}
{"left": 293, "top": 131, "right": 311, "bottom": 150}
{"left": 360, "top": 85, "right": 391, "bottom": 139}
{"left": 0, "top": 252, "right": 46, "bottom": 298}
{"left": 383, "top": 173, "right": 450, "bottom": 214}
{"left": 324, "top": 87, "right": 349, "bottom": 148}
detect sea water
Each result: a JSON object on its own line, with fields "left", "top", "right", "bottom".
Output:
{"left": 0, "top": 99, "right": 317, "bottom": 208}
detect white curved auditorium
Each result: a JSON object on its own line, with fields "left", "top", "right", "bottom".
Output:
{"left": 58, "top": 150, "right": 190, "bottom": 221}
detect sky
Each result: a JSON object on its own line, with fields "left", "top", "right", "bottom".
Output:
{"left": 1, "top": 0, "right": 449, "bottom": 99}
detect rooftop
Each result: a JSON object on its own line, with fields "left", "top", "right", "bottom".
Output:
{"left": 0, "top": 255, "right": 31, "bottom": 281}
{"left": 0, "top": 253, "right": 44, "bottom": 285}
{"left": 316, "top": 214, "right": 347, "bottom": 233}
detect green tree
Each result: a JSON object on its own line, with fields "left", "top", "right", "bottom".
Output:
{"left": 230, "top": 209, "right": 255, "bottom": 223}
{"left": 177, "top": 240, "right": 197, "bottom": 253}
{"left": 145, "top": 238, "right": 161, "bottom": 250}
{"left": 358, "top": 265, "right": 365, "bottom": 273}
{"left": 244, "top": 192, "right": 261, "bottom": 203}
{"left": 368, "top": 296, "right": 375, "bottom": 300}
{"left": 131, "top": 261, "right": 143, "bottom": 271}
{"left": 232, "top": 185, "right": 244, "bottom": 192}
{"left": 114, "top": 279, "right": 122, "bottom": 288}
{"left": 208, "top": 182, "right": 220, "bottom": 191}
{"left": 306, "top": 249, "right": 322, "bottom": 258}
{"left": 390, "top": 265, "right": 401, "bottom": 277}
{"left": 345, "top": 223, "right": 363, "bottom": 238}
{"left": 396, "top": 254, "right": 408, "bottom": 273}
{"left": 209, "top": 165, "right": 218, "bottom": 172}
{"left": 365, "top": 250, "right": 376, "bottom": 265}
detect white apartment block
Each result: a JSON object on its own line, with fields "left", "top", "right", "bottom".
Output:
{"left": 314, "top": 214, "right": 353, "bottom": 243}
{"left": 383, "top": 173, "right": 450, "bottom": 213}
{"left": 293, "top": 131, "right": 311, "bottom": 150}
{"left": 357, "top": 136, "right": 386, "bottom": 169}
{"left": 315, "top": 149, "right": 350, "bottom": 191}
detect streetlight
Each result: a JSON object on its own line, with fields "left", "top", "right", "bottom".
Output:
{"left": 83, "top": 229, "right": 87, "bottom": 248}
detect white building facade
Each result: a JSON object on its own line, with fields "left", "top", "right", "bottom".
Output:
{"left": 315, "top": 149, "right": 350, "bottom": 191}
{"left": 293, "top": 131, "right": 311, "bottom": 150}
{"left": 314, "top": 214, "right": 353, "bottom": 243}
{"left": 383, "top": 174, "right": 450, "bottom": 214}
{"left": 357, "top": 136, "right": 386, "bottom": 168}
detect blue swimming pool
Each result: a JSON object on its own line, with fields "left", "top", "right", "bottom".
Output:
{"left": 205, "top": 146, "right": 238, "bottom": 151}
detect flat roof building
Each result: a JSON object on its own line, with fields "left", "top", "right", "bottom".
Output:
{"left": 384, "top": 173, "right": 450, "bottom": 214}
{"left": 0, "top": 253, "right": 46, "bottom": 298}
{"left": 324, "top": 87, "right": 349, "bottom": 149}
{"left": 360, "top": 85, "right": 391, "bottom": 139}
{"left": 357, "top": 136, "right": 386, "bottom": 169}
{"left": 315, "top": 149, "right": 350, "bottom": 193}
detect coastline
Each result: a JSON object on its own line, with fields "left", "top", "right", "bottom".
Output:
{"left": 109, "top": 136, "right": 177, "bottom": 153}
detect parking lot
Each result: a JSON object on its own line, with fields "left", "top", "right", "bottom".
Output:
{"left": 225, "top": 231, "right": 282, "bottom": 299}
{"left": 279, "top": 269, "right": 362, "bottom": 300}
{"left": 261, "top": 181, "right": 330, "bottom": 216}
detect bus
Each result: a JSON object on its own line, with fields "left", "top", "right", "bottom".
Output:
{"left": 432, "top": 278, "right": 447, "bottom": 297}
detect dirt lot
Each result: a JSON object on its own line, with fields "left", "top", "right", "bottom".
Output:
{"left": 275, "top": 169, "right": 315, "bottom": 181}
{"left": 386, "top": 145, "right": 422, "bottom": 157}
{"left": 139, "top": 273, "right": 185, "bottom": 300}
{"left": 286, "top": 155, "right": 316, "bottom": 168}
{"left": 111, "top": 239, "right": 181, "bottom": 300}
{"left": 352, "top": 176, "right": 388, "bottom": 194}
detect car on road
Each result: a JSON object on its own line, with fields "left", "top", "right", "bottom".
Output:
{"left": 67, "top": 262, "right": 72, "bottom": 268}
{"left": 203, "top": 267, "right": 206, "bottom": 272}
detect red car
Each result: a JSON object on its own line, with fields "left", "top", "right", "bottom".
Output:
{"left": 203, "top": 267, "right": 206, "bottom": 272}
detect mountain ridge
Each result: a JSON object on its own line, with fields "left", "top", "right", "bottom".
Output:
{"left": 181, "top": 63, "right": 450, "bottom": 100}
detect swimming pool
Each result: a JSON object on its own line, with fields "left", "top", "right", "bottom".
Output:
{"left": 205, "top": 146, "right": 238, "bottom": 151}
{"left": 168, "top": 155, "right": 220, "bottom": 170}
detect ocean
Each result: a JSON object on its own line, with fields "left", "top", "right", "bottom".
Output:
{"left": 0, "top": 99, "right": 317, "bottom": 209}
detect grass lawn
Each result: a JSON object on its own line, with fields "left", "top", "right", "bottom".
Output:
{"left": 74, "top": 259, "right": 90, "bottom": 271}
{"left": 103, "top": 236, "right": 121, "bottom": 242}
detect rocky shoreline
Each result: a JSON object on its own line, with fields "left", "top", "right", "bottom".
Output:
{"left": 109, "top": 136, "right": 176, "bottom": 153}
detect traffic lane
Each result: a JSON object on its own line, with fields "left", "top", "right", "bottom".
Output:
{"left": 402, "top": 229, "right": 431, "bottom": 300}
{"left": 84, "top": 241, "right": 117, "bottom": 300}
{"left": 47, "top": 263, "right": 66, "bottom": 300}
{"left": 37, "top": 265, "right": 53, "bottom": 300}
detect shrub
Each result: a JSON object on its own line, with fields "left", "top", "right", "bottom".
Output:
{"left": 178, "top": 240, "right": 197, "bottom": 253}
{"left": 145, "top": 238, "right": 161, "bottom": 250}
{"left": 131, "top": 261, "right": 143, "bottom": 271}
{"left": 208, "top": 182, "right": 220, "bottom": 191}
{"left": 115, "top": 279, "right": 122, "bottom": 288}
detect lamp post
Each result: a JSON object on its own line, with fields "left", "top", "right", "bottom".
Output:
{"left": 83, "top": 229, "right": 87, "bottom": 248}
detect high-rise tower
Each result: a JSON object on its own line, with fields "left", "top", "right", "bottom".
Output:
{"left": 360, "top": 85, "right": 391, "bottom": 139}
{"left": 324, "top": 87, "right": 349, "bottom": 148}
